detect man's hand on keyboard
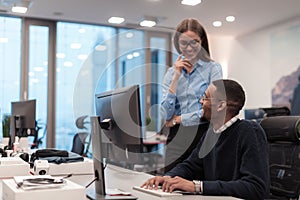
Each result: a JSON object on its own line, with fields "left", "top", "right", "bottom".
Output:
{"left": 161, "top": 176, "right": 195, "bottom": 193}
{"left": 141, "top": 175, "right": 196, "bottom": 193}
{"left": 140, "top": 175, "right": 171, "bottom": 190}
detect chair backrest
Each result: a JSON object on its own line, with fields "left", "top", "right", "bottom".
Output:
{"left": 71, "top": 132, "right": 88, "bottom": 156}
{"left": 260, "top": 116, "right": 300, "bottom": 199}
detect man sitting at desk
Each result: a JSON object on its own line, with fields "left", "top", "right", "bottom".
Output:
{"left": 141, "top": 79, "right": 269, "bottom": 200}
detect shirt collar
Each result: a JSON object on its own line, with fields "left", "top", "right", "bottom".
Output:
{"left": 182, "top": 60, "right": 202, "bottom": 74}
{"left": 213, "top": 116, "right": 239, "bottom": 134}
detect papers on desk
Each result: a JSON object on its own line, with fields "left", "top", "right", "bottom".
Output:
{"left": 2, "top": 177, "right": 86, "bottom": 200}
{"left": 14, "top": 175, "right": 66, "bottom": 190}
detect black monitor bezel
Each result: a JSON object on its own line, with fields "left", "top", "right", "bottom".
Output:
{"left": 94, "top": 85, "right": 143, "bottom": 165}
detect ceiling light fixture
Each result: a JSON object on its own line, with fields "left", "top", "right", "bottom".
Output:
{"left": 126, "top": 32, "right": 134, "bottom": 38}
{"left": 226, "top": 16, "right": 235, "bottom": 22}
{"left": 108, "top": 17, "right": 125, "bottom": 24}
{"left": 10, "top": 0, "right": 32, "bottom": 14}
{"left": 12, "top": 6, "right": 27, "bottom": 13}
{"left": 212, "top": 21, "right": 222, "bottom": 27}
{"left": 139, "top": 16, "right": 157, "bottom": 27}
{"left": 95, "top": 44, "right": 107, "bottom": 51}
{"left": 140, "top": 20, "right": 156, "bottom": 27}
{"left": 181, "top": 0, "right": 201, "bottom": 6}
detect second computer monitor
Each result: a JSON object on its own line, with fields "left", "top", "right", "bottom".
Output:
{"left": 95, "top": 85, "right": 143, "bottom": 166}
{"left": 10, "top": 99, "right": 36, "bottom": 143}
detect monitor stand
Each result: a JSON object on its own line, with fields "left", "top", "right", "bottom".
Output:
{"left": 88, "top": 116, "right": 137, "bottom": 200}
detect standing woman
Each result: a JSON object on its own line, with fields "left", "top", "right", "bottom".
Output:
{"left": 161, "top": 18, "right": 223, "bottom": 173}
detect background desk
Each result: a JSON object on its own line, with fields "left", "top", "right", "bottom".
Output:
{"left": 0, "top": 163, "right": 241, "bottom": 200}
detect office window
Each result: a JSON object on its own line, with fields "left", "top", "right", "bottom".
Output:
{"left": 149, "top": 37, "right": 168, "bottom": 131}
{"left": 56, "top": 22, "right": 116, "bottom": 150}
{"left": 0, "top": 16, "right": 21, "bottom": 139}
{"left": 116, "top": 28, "right": 145, "bottom": 88}
{"left": 94, "top": 28, "right": 146, "bottom": 132}
{"left": 27, "top": 25, "right": 50, "bottom": 148}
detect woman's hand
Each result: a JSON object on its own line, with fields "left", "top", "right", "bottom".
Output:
{"left": 174, "top": 54, "right": 192, "bottom": 76}
{"left": 169, "top": 55, "right": 191, "bottom": 94}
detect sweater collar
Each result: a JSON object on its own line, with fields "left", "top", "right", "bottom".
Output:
{"left": 213, "top": 116, "right": 239, "bottom": 134}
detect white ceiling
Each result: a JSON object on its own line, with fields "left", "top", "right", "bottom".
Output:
{"left": 1, "top": 0, "right": 300, "bottom": 37}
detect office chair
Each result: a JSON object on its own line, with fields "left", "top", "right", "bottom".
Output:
{"left": 75, "top": 115, "right": 89, "bottom": 129}
{"left": 260, "top": 106, "right": 291, "bottom": 117}
{"left": 260, "top": 116, "right": 300, "bottom": 200}
{"left": 71, "top": 115, "right": 90, "bottom": 156}
{"left": 71, "top": 132, "right": 88, "bottom": 156}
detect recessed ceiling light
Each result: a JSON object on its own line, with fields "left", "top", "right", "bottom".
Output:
{"left": 56, "top": 53, "right": 66, "bottom": 59}
{"left": 133, "top": 52, "right": 140, "bottom": 57}
{"left": 127, "top": 54, "right": 133, "bottom": 59}
{"left": 226, "top": 16, "right": 235, "bottom": 22}
{"left": 12, "top": 6, "right": 27, "bottom": 13}
{"left": 140, "top": 20, "right": 156, "bottom": 27}
{"left": 126, "top": 32, "right": 134, "bottom": 38}
{"left": 64, "top": 61, "right": 73, "bottom": 67}
{"left": 181, "top": 0, "right": 201, "bottom": 6}
{"left": 95, "top": 44, "right": 107, "bottom": 51}
{"left": 108, "top": 17, "right": 125, "bottom": 24}
{"left": 78, "top": 28, "right": 86, "bottom": 33}
{"left": 212, "top": 21, "right": 222, "bottom": 27}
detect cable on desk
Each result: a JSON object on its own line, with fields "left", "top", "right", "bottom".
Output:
{"left": 85, "top": 176, "right": 98, "bottom": 188}
{"left": 85, "top": 162, "right": 107, "bottom": 188}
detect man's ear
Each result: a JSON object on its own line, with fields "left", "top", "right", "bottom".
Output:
{"left": 217, "top": 101, "right": 227, "bottom": 112}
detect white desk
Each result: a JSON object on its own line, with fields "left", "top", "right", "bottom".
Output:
{"left": 90, "top": 164, "right": 241, "bottom": 200}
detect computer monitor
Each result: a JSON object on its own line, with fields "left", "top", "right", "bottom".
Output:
{"left": 87, "top": 116, "right": 137, "bottom": 200}
{"left": 94, "top": 85, "right": 143, "bottom": 167}
{"left": 9, "top": 99, "right": 36, "bottom": 147}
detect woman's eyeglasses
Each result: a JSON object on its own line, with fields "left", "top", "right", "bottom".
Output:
{"left": 179, "top": 39, "right": 200, "bottom": 48}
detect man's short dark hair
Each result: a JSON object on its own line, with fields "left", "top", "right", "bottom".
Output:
{"left": 212, "top": 79, "right": 245, "bottom": 116}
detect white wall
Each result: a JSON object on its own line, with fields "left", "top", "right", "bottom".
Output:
{"left": 209, "top": 16, "right": 300, "bottom": 111}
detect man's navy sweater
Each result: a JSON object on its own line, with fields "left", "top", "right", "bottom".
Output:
{"left": 166, "top": 119, "right": 269, "bottom": 200}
